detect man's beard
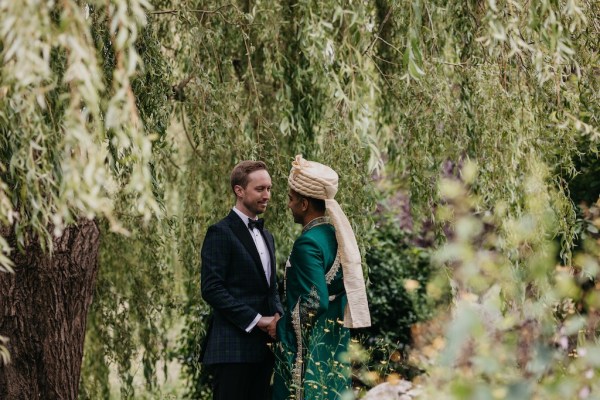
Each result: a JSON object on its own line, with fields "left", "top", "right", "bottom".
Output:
{"left": 244, "top": 199, "right": 266, "bottom": 215}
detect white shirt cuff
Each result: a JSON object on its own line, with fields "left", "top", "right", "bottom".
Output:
{"left": 246, "top": 313, "right": 262, "bottom": 332}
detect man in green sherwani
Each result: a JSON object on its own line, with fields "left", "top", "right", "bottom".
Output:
{"left": 273, "top": 155, "right": 371, "bottom": 400}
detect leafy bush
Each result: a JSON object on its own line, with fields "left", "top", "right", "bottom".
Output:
{"left": 416, "top": 166, "right": 600, "bottom": 400}
{"left": 356, "top": 215, "right": 443, "bottom": 380}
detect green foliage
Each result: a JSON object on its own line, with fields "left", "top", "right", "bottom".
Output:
{"left": 568, "top": 138, "right": 600, "bottom": 206}
{"left": 418, "top": 167, "right": 600, "bottom": 399}
{"left": 155, "top": 2, "right": 380, "bottom": 397}
{"left": 2, "top": 0, "right": 599, "bottom": 398}
{"left": 79, "top": 9, "right": 178, "bottom": 398}
{"left": 371, "top": 0, "right": 600, "bottom": 261}
{"left": 80, "top": 218, "right": 178, "bottom": 399}
{"left": 1, "top": 0, "right": 172, "bottom": 381}
{"left": 363, "top": 216, "right": 434, "bottom": 350}
{"left": 0, "top": 0, "right": 160, "bottom": 254}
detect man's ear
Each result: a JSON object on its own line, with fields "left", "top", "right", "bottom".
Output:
{"left": 301, "top": 197, "right": 309, "bottom": 211}
{"left": 234, "top": 185, "right": 244, "bottom": 198}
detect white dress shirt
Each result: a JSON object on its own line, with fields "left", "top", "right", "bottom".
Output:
{"left": 232, "top": 207, "right": 272, "bottom": 332}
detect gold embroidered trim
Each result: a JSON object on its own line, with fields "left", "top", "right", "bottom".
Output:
{"left": 291, "top": 300, "right": 303, "bottom": 399}
{"left": 302, "top": 216, "right": 330, "bottom": 233}
{"left": 301, "top": 286, "right": 320, "bottom": 322}
{"left": 325, "top": 253, "right": 341, "bottom": 284}
{"left": 283, "top": 257, "right": 291, "bottom": 301}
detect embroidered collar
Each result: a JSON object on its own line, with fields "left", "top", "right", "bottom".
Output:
{"left": 302, "top": 216, "right": 330, "bottom": 233}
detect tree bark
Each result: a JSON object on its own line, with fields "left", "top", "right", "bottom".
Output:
{"left": 0, "top": 219, "right": 100, "bottom": 399}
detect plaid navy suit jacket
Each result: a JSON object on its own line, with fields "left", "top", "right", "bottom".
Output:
{"left": 201, "top": 210, "right": 283, "bottom": 364}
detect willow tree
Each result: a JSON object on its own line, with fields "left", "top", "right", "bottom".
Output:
{"left": 79, "top": 1, "right": 382, "bottom": 398}
{"left": 3, "top": 0, "right": 598, "bottom": 399}
{"left": 364, "top": 0, "right": 600, "bottom": 398}
{"left": 370, "top": 0, "right": 599, "bottom": 252}
{"left": 81, "top": 0, "right": 597, "bottom": 397}
{"left": 2, "top": 0, "right": 381, "bottom": 399}
{"left": 0, "top": 0, "right": 171, "bottom": 398}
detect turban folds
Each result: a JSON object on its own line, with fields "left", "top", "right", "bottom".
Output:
{"left": 288, "top": 155, "right": 371, "bottom": 328}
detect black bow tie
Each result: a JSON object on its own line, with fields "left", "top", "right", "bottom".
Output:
{"left": 248, "top": 218, "right": 264, "bottom": 231}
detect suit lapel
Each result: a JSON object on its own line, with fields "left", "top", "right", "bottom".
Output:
{"left": 227, "top": 211, "right": 269, "bottom": 287}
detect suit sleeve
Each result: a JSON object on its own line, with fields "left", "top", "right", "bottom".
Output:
{"left": 286, "top": 235, "right": 329, "bottom": 328}
{"left": 201, "top": 225, "right": 259, "bottom": 332}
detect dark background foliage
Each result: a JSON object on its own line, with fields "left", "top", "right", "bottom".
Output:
{"left": 359, "top": 215, "right": 439, "bottom": 380}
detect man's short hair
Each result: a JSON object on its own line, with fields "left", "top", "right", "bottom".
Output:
{"left": 294, "top": 190, "right": 325, "bottom": 213}
{"left": 230, "top": 160, "right": 268, "bottom": 193}
{"left": 308, "top": 197, "right": 326, "bottom": 213}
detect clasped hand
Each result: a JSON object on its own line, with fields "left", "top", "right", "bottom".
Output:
{"left": 257, "top": 314, "right": 280, "bottom": 339}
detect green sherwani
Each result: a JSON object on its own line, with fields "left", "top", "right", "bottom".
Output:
{"left": 273, "top": 218, "right": 351, "bottom": 400}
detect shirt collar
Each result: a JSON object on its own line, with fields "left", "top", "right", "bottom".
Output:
{"left": 232, "top": 206, "right": 257, "bottom": 225}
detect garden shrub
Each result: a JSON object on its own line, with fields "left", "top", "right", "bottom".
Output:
{"left": 357, "top": 215, "right": 441, "bottom": 380}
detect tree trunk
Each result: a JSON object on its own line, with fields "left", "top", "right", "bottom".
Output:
{"left": 0, "top": 219, "right": 100, "bottom": 399}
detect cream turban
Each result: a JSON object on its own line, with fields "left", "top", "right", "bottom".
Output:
{"left": 288, "top": 155, "right": 371, "bottom": 328}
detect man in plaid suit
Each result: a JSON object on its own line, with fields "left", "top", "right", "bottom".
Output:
{"left": 201, "top": 160, "right": 283, "bottom": 400}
